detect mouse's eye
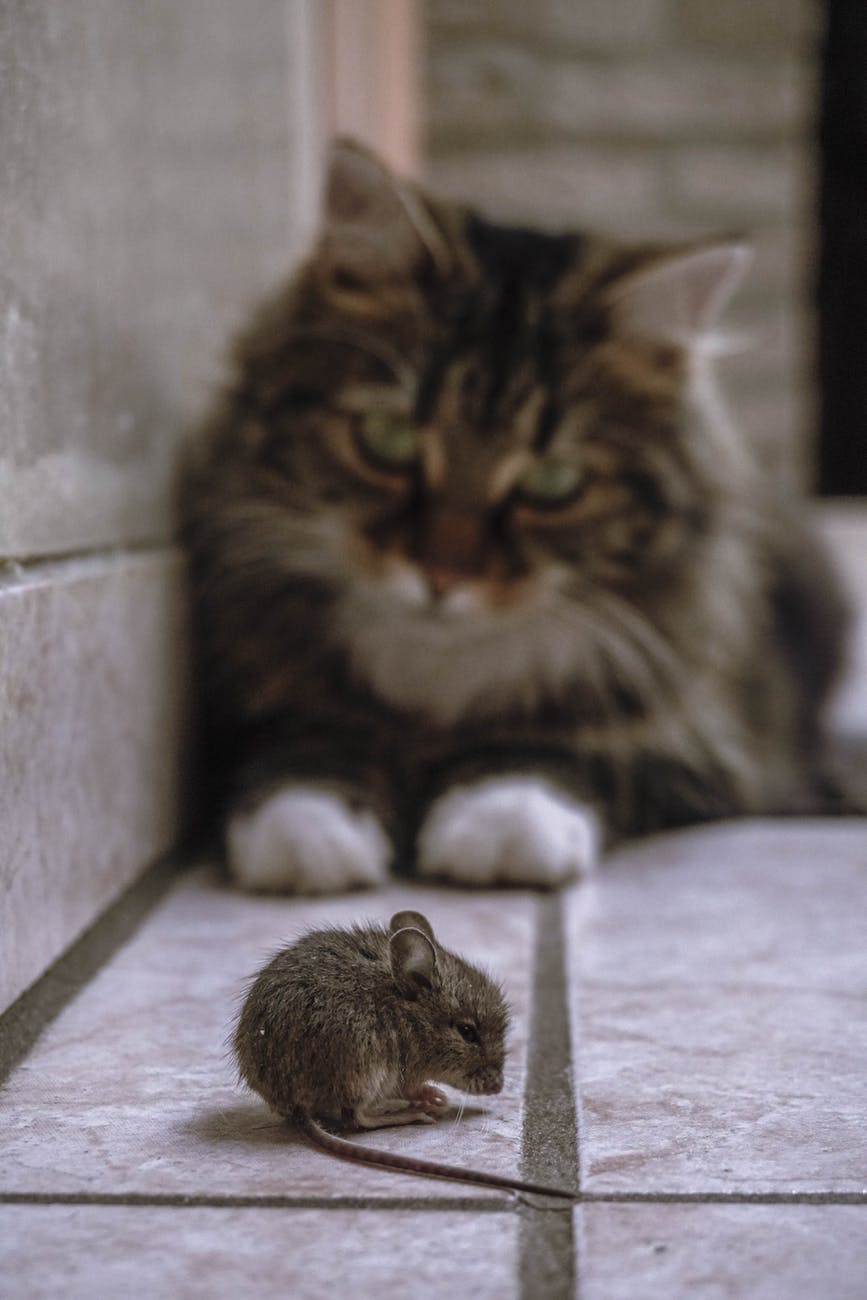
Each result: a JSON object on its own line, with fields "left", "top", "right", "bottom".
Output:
{"left": 456, "top": 1021, "right": 480, "bottom": 1045}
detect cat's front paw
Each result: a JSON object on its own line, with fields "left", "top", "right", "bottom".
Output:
{"left": 416, "top": 776, "right": 599, "bottom": 887}
{"left": 226, "top": 787, "right": 391, "bottom": 894}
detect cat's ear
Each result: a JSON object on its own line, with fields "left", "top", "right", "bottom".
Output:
{"left": 318, "top": 138, "right": 451, "bottom": 283}
{"left": 607, "top": 242, "right": 751, "bottom": 346}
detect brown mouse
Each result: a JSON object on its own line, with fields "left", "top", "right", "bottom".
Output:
{"left": 233, "top": 909, "right": 574, "bottom": 1198}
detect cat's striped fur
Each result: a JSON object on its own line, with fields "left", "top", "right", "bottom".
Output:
{"left": 179, "top": 140, "right": 850, "bottom": 891}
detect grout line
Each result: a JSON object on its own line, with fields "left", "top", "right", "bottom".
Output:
{"left": 0, "top": 1192, "right": 510, "bottom": 1213}
{"left": 0, "top": 855, "right": 184, "bottom": 1087}
{"left": 0, "top": 540, "right": 177, "bottom": 578}
{"left": 577, "top": 1191, "right": 867, "bottom": 1206}
{"left": 1, "top": 1191, "right": 863, "bottom": 1210}
{"left": 518, "top": 892, "right": 580, "bottom": 1193}
{"left": 517, "top": 893, "right": 580, "bottom": 1300}
{"left": 566, "top": 890, "right": 589, "bottom": 1196}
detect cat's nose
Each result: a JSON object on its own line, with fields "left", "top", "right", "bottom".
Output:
{"left": 417, "top": 504, "right": 485, "bottom": 586}
{"left": 425, "top": 566, "right": 467, "bottom": 598}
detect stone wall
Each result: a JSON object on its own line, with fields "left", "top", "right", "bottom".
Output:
{"left": 424, "top": 0, "right": 821, "bottom": 486}
{"left": 0, "top": 0, "right": 315, "bottom": 1014}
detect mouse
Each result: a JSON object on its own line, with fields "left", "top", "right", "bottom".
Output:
{"left": 232, "top": 908, "right": 574, "bottom": 1199}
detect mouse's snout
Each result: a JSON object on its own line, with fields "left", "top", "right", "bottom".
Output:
{"left": 466, "top": 1065, "right": 504, "bottom": 1096}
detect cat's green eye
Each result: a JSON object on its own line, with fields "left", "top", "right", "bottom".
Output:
{"left": 518, "top": 457, "right": 582, "bottom": 506}
{"left": 356, "top": 412, "right": 421, "bottom": 471}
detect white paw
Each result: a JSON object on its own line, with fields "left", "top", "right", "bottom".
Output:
{"left": 416, "top": 776, "right": 599, "bottom": 887}
{"left": 226, "top": 787, "right": 391, "bottom": 894}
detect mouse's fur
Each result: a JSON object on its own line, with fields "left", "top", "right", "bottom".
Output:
{"left": 234, "top": 910, "right": 508, "bottom": 1124}
{"left": 233, "top": 910, "right": 574, "bottom": 1197}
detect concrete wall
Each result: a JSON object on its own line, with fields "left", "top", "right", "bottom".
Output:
{"left": 0, "top": 0, "right": 316, "bottom": 1014}
{"left": 0, "top": 0, "right": 423, "bottom": 1017}
{"left": 424, "top": 0, "right": 821, "bottom": 486}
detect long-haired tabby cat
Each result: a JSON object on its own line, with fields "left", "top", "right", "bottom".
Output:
{"left": 180, "top": 138, "right": 850, "bottom": 893}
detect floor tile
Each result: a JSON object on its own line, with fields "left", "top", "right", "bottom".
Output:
{"left": 567, "top": 821, "right": 867, "bottom": 1194}
{"left": 0, "top": 869, "right": 537, "bottom": 1200}
{"left": 579, "top": 1202, "right": 867, "bottom": 1300}
{"left": 0, "top": 1205, "right": 518, "bottom": 1300}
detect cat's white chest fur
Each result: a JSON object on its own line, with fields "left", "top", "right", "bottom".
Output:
{"left": 334, "top": 561, "right": 579, "bottom": 727}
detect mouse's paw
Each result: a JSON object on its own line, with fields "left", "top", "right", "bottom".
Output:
{"left": 226, "top": 787, "right": 391, "bottom": 894}
{"left": 355, "top": 1099, "right": 437, "bottom": 1129}
{"left": 416, "top": 776, "right": 600, "bottom": 887}
{"left": 406, "top": 1085, "right": 449, "bottom": 1116}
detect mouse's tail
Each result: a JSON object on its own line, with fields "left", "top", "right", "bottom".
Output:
{"left": 296, "top": 1110, "right": 575, "bottom": 1201}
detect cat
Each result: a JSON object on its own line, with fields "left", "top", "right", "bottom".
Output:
{"left": 179, "top": 137, "right": 851, "bottom": 893}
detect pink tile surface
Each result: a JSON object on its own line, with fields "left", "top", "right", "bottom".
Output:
{"left": 0, "top": 870, "right": 537, "bottom": 1200}
{"left": 579, "top": 1202, "right": 867, "bottom": 1300}
{"left": 0, "top": 1205, "right": 518, "bottom": 1300}
{"left": 568, "top": 820, "right": 867, "bottom": 1194}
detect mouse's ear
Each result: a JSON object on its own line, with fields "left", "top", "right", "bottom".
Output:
{"left": 389, "top": 911, "right": 435, "bottom": 943}
{"left": 389, "top": 926, "right": 437, "bottom": 994}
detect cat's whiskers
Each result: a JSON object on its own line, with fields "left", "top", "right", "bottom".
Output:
{"left": 545, "top": 601, "right": 626, "bottom": 717}
{"left": 546, "top": 587, "right": 677, "bottom": 717}
{"left": 237, "top": 518, "right": 347, "bottom": 584}
{"left": 586, "top": 587, "right": 682, "bottom": 690}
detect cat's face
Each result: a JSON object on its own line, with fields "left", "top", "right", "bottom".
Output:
{"left": 238, "top": 141, "right": 748, "bottom": 722}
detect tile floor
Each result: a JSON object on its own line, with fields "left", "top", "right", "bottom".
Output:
{"left": 1, "top": 818, "right": 865, "bottom": 1298}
